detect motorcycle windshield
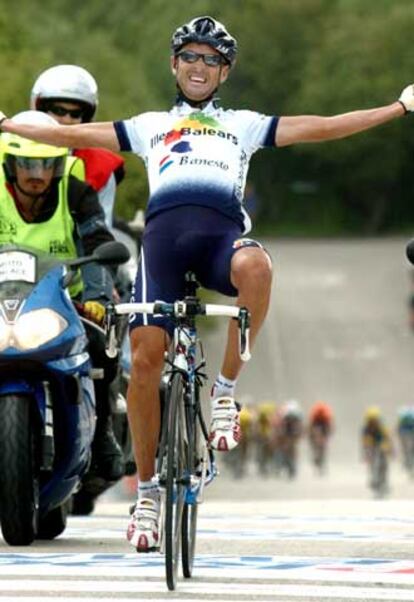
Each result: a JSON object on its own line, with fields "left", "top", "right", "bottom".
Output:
{"left": 0, "top": 244, "right": 62, "bottom": 301}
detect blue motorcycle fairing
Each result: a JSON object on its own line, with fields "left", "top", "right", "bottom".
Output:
{"left": 46, "top": 353, "right": 92, "bottom": 377}
{"left": 40, "top": 374, "right": 96, "bottom": 516}
{"left": 0, "top": 373, "right": 96, "bottom": 516}
{"left": 0, "top": 265, "right": 88, "bottom": 361}
{"left": 0, "top": 248, "right": 98, "bottom": 521}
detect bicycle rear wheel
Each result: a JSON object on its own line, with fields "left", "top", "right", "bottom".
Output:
{"left": 164, "top": 372, "right": 186, "bottom": 591}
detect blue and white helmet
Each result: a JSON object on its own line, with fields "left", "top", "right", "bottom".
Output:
{"left": 171, "top": 16, "right": 238, "bottom": 66}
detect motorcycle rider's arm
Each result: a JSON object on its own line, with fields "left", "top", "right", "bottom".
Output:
{"left": 67, "top": 176, "right": 116, "bottom": 305}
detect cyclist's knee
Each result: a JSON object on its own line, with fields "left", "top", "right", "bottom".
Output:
{"left": 231, "top": 247, "right": 272, "bottom": 290}
{"left": 130, "top": 326, "right": 165, "bottom": 381}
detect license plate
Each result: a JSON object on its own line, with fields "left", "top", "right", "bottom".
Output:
{"left": 0, "top": 251, "right": 36, "bottom": 283}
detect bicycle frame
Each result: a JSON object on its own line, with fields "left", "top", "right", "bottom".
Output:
{"left": 166, "top": 313, "right": 216, "bottom": 503}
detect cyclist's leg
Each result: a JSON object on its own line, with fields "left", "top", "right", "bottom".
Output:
{"left": 200, "top": 236, "right": 272, "bottom": 451}
{"left": 204, "top": 239, "right": 272, "bottom": 381}
{"left": 126, "top": 216, "right": 187, "bottom": 551}
{"left": 222, "top": 242, "right": 272, "bottom": 379}
{"left": 126, "top": 325, "right": 166, "bottom": 552}
{"left": 128, "top": 325, "right": 166, "bottom": 483}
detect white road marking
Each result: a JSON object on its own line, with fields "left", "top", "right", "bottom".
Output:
{"left": 0, "top": 509, "right": 413, "bottom": 599}
{"left": 0, "top": 581, "right": 413, "bottom": 601}
{"left": 0, "top": 554, "right": 413, "bottom": 584}
{"left": 61, "top": 513, "right": 414, "bottom": 542}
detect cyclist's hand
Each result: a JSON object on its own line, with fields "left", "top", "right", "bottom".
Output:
{"left": 399, "top": 85, "right": 414, "bottom": 113}
{"left": 83, "top": 300, "right": 105, "bottom": 324}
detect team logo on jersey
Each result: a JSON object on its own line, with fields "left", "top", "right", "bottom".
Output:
{"left": 159, "top": 141, "right": 193, "bottom": 174}
{"left": 151, "top": 111, "right": 238, "bottom": 149}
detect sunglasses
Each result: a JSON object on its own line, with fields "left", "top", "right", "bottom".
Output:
{"left": 177, "top": 50, "right": 226, "bottom": 67}
{"left": 15, "top": 157, "right": 58, "bottom": 170}
{"left": 47, "top": 104, "right": 85, "bottom": 119}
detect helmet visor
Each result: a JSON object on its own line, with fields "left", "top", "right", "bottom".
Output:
{"left": 15, "top": 157, "right": 60, "bottom": 171}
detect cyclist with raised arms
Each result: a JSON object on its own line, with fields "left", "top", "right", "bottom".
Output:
{"left": 1, "top": 15, "right": 413, "bottom": 552}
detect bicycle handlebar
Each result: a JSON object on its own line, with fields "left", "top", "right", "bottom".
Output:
{"left": 105, "top": 301, "right": 251, "bottom": 362}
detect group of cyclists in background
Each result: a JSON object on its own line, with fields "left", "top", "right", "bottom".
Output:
{"left": 223, "top": 399, "right": 333, "bottom": 480}
{"left": 223, "top": 398, "right": 414, "bottom": 498}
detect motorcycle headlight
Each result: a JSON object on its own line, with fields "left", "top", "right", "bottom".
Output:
{"left": 12, "top": 309, "right": 68, "bottom": 350}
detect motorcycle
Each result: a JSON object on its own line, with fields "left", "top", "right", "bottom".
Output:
{"left": 0, "top": 240, "right": 129, "bottom": 545}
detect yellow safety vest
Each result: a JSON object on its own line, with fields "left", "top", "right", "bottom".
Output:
{"left": 0, "top": 157, "right": 83, "bottom": 296}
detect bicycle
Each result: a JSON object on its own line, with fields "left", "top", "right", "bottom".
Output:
{"left": 105, "top": 271, "right": 251, "bottom": 590}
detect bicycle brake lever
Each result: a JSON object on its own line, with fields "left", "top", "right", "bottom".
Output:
{"left": 104, "top": 303, "right": 118, "bottom": 358}
{"left": 238, "top": 307, "right": 251, "bottom": 362}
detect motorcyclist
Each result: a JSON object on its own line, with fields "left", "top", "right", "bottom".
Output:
{"left": 30, "top": 64, "right": 125, "bottom": 228}
{"left": 0, "top": 110, "right": 124, "bottom": 491}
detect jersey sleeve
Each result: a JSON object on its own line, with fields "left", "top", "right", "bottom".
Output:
{"left": 236, "top": 110, "right": 279, "bottom": 154}
{"left": 114, "top": 112, "right": 156, "bottom": 156}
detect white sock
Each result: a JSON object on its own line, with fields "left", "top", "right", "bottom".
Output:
{"left": 137, "top": 479, "right": 160, "bottom": 504}
{"left": 211, "top": 372, "right": 237, "bottom": 400}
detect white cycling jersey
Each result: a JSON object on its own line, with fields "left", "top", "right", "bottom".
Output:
{"left": 115, "top": 100, "right": 278, "bottom": 233}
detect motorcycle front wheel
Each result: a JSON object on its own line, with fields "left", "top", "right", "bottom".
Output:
{"left": 0, "top": 394, "right": 39, "bottom": 545}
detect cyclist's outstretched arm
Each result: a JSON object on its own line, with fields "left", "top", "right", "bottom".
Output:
{"left": 0, "top": 118, "right": 120, "bottom": 152}
{"left": 276, "top": 102, "right": 404, "bottom": 147}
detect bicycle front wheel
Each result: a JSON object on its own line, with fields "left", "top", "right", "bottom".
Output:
{"left": 164, "top": 372, "right": 186, "bottom": 591}
{"left": 182, "top": 498, "right": 198, "bottom": 577}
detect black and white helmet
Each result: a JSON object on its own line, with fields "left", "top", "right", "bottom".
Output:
{"left": 171, "top": 16, "right": 237, "bottom": 66}
{"left": 30, "top": 65, "right": 98, "bottom": 122}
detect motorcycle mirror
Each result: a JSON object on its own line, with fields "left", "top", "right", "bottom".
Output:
{"left": 64, "top": 242, "right": 131, "bottom": 286}
{"left": 92, "top": 241, "right": 131, "bottom": 266}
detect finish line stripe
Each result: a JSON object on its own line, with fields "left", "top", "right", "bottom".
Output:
{"left": 0, "top": 554, "right": 413, "bottom": 585}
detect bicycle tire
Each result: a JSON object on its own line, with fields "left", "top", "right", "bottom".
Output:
{"left": 182, "top": 499, "right": 198, "bottom": 577}
{"left": 164, "top": 372, "right": 186, "bottom": 591}
{"left": 181, "top": 395, "right": 200, "bottom": 578}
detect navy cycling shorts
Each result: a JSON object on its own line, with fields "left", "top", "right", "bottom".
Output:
{"left": 129, "top": 206, "right": 263, "bottom": 335}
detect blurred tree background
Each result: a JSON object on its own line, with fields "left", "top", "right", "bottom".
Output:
{"left": 1, "top": 0, "right": 414, "bottom": 235}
